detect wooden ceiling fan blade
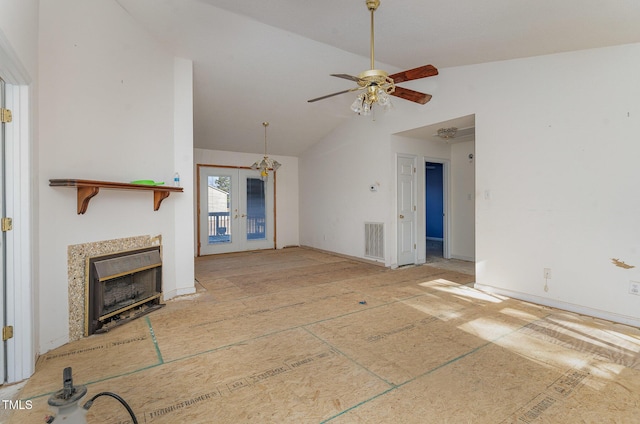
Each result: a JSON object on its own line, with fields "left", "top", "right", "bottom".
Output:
{"left": 389, "top": 64, "right": 438, "bottom": 83}
{"left": 331, "top": 74, "right": 363, "bottom": 82}
{"left": 391, "top": 86, "right": 432, "bottom": 104}
{"left": 307, "top": 87, "right": 360, "bottom": 103}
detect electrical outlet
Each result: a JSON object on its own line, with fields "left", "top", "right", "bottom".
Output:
{"left": 630, "top": 281, "right": 640, "bottom": 296}
{"left": 544, "top": 268, "right": 551, "bottom": 279}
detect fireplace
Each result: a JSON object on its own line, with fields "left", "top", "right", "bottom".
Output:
{"left": 85, "top": 246, "right": 163, "bottom": 336}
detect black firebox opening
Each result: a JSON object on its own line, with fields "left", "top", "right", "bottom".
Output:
{"left": 86, "top": 246, "right": 164, "bottom": 336}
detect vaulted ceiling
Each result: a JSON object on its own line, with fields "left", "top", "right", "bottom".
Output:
{"left": 116, "top": 0, "right": 640, "bottom": 156}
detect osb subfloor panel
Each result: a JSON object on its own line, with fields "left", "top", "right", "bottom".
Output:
{"left": 10, "top": 248, "right": 640, "bottom": 423}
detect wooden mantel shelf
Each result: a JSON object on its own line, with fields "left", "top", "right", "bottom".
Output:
{"left": 49, "top": 179, "right": 183, "bottom": 214}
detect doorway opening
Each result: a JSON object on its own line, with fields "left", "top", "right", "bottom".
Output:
{"left": 394, "top": 114, "right": 475, "bottom": 273}
{"left": 425, "top": 161, "right": 445, "bottom": 261}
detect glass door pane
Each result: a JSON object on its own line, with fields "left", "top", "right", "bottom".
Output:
{"left": 207, "top": 175, "right": 231, "bottom": 245}
{"left": 199, "top": 167, "right": 239, "bottom": 255}
{"left": 245, "top": 177, "right": 266, "bottom": 241}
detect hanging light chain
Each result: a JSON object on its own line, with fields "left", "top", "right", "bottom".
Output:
{"left": 263, "top": 122, "right": 269, "bottom": 157}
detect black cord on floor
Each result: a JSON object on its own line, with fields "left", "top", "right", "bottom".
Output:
{"left": 83, "top": 391, "right": 138, "bottom": 424}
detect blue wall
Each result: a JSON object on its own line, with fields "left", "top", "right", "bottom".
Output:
{"left": 425, "top": 163, "right": 443, "bottom": 239}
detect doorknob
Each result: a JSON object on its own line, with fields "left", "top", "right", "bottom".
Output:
{"left": 399, "top": 214, "right": 404, "bottom": 219}
{"left": 241, "top": 214, "right": 246, "bottom": 218}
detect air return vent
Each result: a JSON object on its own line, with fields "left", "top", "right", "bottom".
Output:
{"left": 364, "top": 222, "right": 384, "bottom": 260}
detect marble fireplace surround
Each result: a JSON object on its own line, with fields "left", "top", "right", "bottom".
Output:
{"left": 67, "top": 235, "right": 161, "bottom": 342}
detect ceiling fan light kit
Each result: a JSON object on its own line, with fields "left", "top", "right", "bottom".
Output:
{"left": 350, "top": 69, "right": 394, "bottom": 115}
{"left": 308, "top": 0, "right": 438, "bottom": 116}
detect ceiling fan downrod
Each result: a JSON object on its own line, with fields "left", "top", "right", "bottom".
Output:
{"left": 357, "top": 0, "right": 394, "bottom": 104}
{"left": 366, "top": 0, "right": 380, "bottom": 70}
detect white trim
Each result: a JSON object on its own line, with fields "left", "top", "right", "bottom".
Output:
{"left": 5, "top": 81, "right": 34, "bottom": 383}
{"left": 451, "top": 254, "right": 474, "bottom": 262}
{"left": 163, "top": 287, "right": 197, "bottom": 300}
{"left": 474, "top": 283, "right": 640, "bottom": 328}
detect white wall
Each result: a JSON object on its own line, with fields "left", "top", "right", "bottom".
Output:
{"left": 300, "top": 119, "right": 393, "bottom": 261}
{"left": 450, "top": 140, "right": 475, "bottom": 261}
{"left": 299, "top": 122, "right": 473, "bottom": 267}
{"left": 300, "top": 43, "right": 640, "bottom": 326}
{"left": 194, "top": 149, "right": 299, "bottom": 249}
{"left": 472, "top": 45, "right": 640, "bottom": 327}
{"left": 38, "top": 0, "right": 194, "bottom": 352}
{"left": 171, "top": 57, "right": 196, "bottom": 299}
{"left": 0, "top": 0, "right": 39, "bottom": 78}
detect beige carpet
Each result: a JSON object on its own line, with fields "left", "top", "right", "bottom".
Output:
{"left": 6, "top": 247, "right": 640, "bottom": 423}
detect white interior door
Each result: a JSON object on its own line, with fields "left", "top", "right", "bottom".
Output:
{"left": 0, "top": 49, "right": 35, "bottom": 383}
{"left": 199, "top": 166, "right": 275, "bottom": 255}
{"left": 397, "top": 155, "right": 417, "bottom": 266}
{"left": 0, "top": 77, "right": 6, "bottom": 382}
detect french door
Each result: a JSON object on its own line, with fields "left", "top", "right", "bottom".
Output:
{"left": 198, "top": 166, "right": 275, "bottom": 255}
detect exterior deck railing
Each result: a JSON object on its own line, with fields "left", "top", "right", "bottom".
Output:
{"left": 208, "top": 212, "right": 266, "bottom": 239}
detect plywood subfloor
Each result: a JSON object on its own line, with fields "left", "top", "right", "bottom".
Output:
{"left": 8, "top": 248, "right": 640, "bottom": 423}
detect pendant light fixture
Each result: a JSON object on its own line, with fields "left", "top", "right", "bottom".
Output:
{"left": 251, "top": 122, "right": 281, "bottom": 181}
{"left": 437, "top": 127, "right": 457, "bottom": 140}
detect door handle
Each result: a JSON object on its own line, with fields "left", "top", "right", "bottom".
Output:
{"left": 399, "top": 214, "right": 404, "bottom": 219}
{"left": 241, "top": 214, "right": 246, "bottom": 218}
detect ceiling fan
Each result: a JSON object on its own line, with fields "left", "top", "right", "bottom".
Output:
{"left": 307, "top": 0, "right": 438, "bottom": 115}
